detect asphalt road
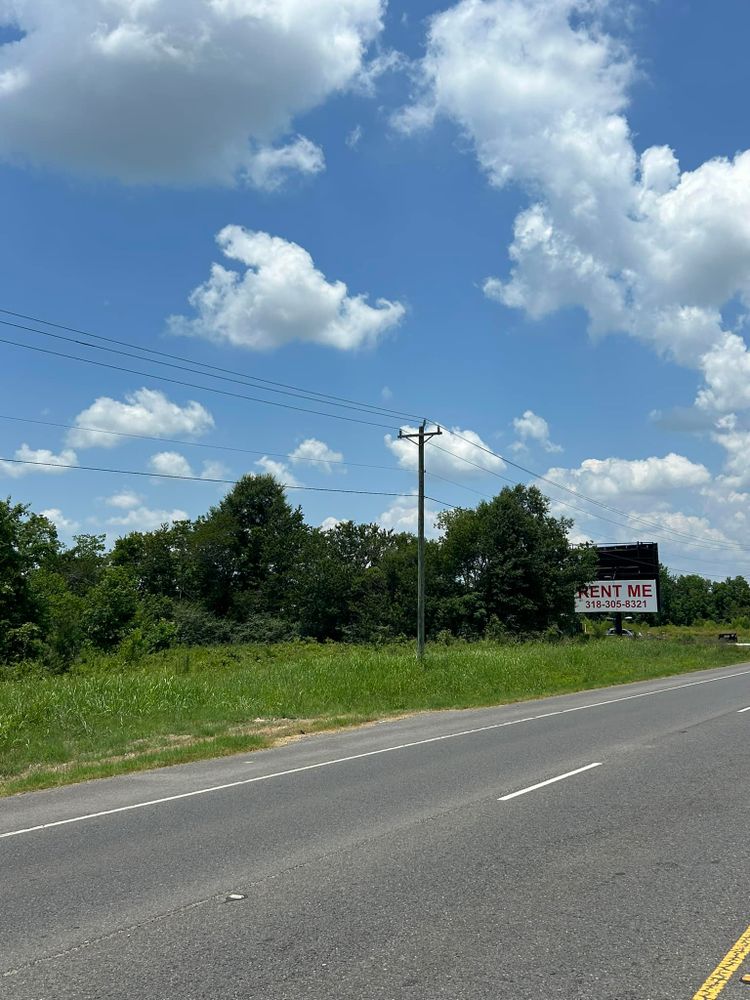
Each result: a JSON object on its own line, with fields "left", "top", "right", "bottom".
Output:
{"left": 3, "top": 663, "right": 750, "bottom": 999}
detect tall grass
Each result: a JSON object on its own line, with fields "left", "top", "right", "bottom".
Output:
{"left": 1, "top": 638, "right": 747, "bottom": 795}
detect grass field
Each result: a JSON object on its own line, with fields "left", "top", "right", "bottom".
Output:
{"left": 1, "top": 638, "right": 748, "bottom": 797}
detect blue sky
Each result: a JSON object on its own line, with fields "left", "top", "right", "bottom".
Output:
{"left": 1, "top": 0, "right": 750, "bottom": 579}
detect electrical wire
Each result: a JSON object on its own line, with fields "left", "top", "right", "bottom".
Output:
{"left": 428, "top": 429, "right": 749, "bottom": 554}
{"left": 424, "top": 473, "right": 741, "bottom": 579}
{"left": 0, "top": 309, "right": 421, "bottom": 422}
{"left": 0, "top": 413, "right": 414, "bottom": 475}
{"left": 0, "top": 454, "right": 456, "bottom": 506}
{"left": 0, "top": 335, "right": 398, "bottom": 429}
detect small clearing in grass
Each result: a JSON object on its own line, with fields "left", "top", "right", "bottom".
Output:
{"left": 1, "top": 638, "right": 747, "bottom": 797}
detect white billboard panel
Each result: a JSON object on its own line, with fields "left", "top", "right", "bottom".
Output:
{"left": 575, "top": 579, "right": 658, "bottom": 613}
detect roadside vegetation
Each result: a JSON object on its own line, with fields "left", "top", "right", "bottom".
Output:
{"left": 3, "top": 475, "right": 750, "bottom": 796}
{"left": 2, "top": 637, "right": 747, "bottom": 796}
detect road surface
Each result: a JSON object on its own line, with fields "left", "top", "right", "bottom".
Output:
{"left": 2, "top": 662, "right": 750, "bottom": 999}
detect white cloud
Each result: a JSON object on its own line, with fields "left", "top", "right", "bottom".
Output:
{"left": 386, "top": 426, "right": 505, "bottom": 477}
{"left": 346, "top": 124, "right": 363, "bottom": 149}
{"left": 149, "top": 451, "right": 193, "bottom": 478}
{"left": 696, "top": 333, "right": 750, "bottom": 412}
{"left": 149, "top": 451, "right": 229, "bottom": 480}
{"left": 169, "top": 226, "right": 405, "bottom": 351}
{"left": 511, "top": 409, "right": 561, "bottom": 453}
{"left": 255, "top": 456, "right": 302, "bottom": 488}
{"left": 41, "top": 508, "right": 79, "bottom": 534}
{"left": 561, "top": 496, "right": 743, "bottom": 580}
{"left": 0, "top": 443, "right": 78, "bottom": 477}
{"left": 0, "top": 0, "right": 385, "bottom": 186}
{"left": 320, "top": 516, "right": 342, "bottom": 531}
{"left": 400, "top": 0, "right": 750, "bottom": 414}
{"left": 200, "top": 459, "right": 230, "bottom": 481}
{"left": 546, "top": 453, "right": 710, "bottom": 499}
{"left": 107, "top": 506, "right": 190, "bottom": 531}
{"left": 105, "top": 490, "right": 142, "bottom": 510}
{"left": 378, "top": 493, "right": 441, "bottom": 537}
{"left": 68, "top": 388, "right": 214, "bottom": 448}
{"left": 712, "top": 415, "right": 750, "bottom": 488}
{"left": 242, "top": 136, "right": 324, "bottom": 191}
{"left": 289, "top": 438, "right": 343, "bottom": 473}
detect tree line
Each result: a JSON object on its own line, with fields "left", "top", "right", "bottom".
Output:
{"left": 1, "top": 474, "right": 745, "bottom": 669}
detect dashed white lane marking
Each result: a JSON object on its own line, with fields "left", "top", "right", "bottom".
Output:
{"left": 2, "top": 667, "right": 749, "bottom": 841}
{"left": 498, "top": 762, "right": 603, "bottom": 801}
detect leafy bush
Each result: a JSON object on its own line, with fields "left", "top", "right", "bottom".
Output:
{"left": 231, "top": 614, "right": 298, "bottom": 645}
{"left": 173, "top": 603, "right": 233, "bottom": 647}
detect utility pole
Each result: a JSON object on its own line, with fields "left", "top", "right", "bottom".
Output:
{"left": 398, "top": 421, "right": 442, "bottom": 661}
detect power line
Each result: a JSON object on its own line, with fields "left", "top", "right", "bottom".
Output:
{"left": 0, "top": 413, "right": 414, "bottom": 476}
{"left": 424, "top": 471, "right": 730, "bottom": 580}
{"left": 437, "top": 425, "right": 746, "bottom": 552}
{"left": 429, "top": 429, "right": 749, "bottom": 554}
{"left": 0, "top": 317, "right": 410, "bottom": 422}
{"left": 0, "top": 335, "right": 398, "bottom": 430}
{"left": 3, "top": 410, "right": 731, "bottom": 560}
{"left": 0, "top": 308, "right": 738, "bottom": 555}
{"left": 0, "top": 454, "right": 456, "bottom": 506}
{"left": 0, "top": 309, "right": 421, "bottom": 423}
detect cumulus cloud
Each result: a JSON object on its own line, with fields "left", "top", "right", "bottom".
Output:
{"left": 320, "top": 516, "right": 342, "bottom": 531}
{"left": 241, "top": 136, "right": 324, "bottom": 191}
{"left": 0, "top": 443, "right": 78, "bottom": 477}
{"left": 105, "top": 490, "right": 142, "bottom": 510}
{"left": 149, "top": 451, "right": 229, "bottom": 480}
{"left": 378, "top": 493, "right": 441, "bottom": 537}
{"left": 107, "top": 506, "right": 190, "bottom": 531}
{"left": 546, "top": 453, "right": 710, "bottom": 499}
{"left": 68, "top": 389, "right": 214, "bottom": 448}
{"left": 386, "top": 426, "right": 504, "bottom": 477}
{"left": 511, "top": 410, "right": 561, "bottom": 453}
{"left": 0, "top": 0, "right": 385, "bottom": 186}
{"left": 169, "top": 226, "right": 405, "bottom": 351}
{"left": 255, "top": 456, "right": 302, "bottom": 488}
{"left": 400, "top": 0, "right": 750, "bottom": 413}
{"left": 289, "top": 438, "right": 343, "bottom": 473}
{"left": 41, "top": 508, "right": 79, "bottom": 534}
{"left": 712, "top": 415, "right": 750, "bottom": 488}
{"left": 149, "top": 451, "right": 193, "bottom": 478}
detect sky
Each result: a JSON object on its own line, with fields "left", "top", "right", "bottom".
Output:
{"left": 1, "top": 0, "right": 750, "bottom": 581}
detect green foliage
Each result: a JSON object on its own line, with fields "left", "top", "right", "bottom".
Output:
{"left": 2, "top": 478, "right": 750, "bottom": 670}
{"left": 190, "top": 475, "right": 306, "bottom": 618}
{"left": 82, "top": 566, "right": 140, "bottom": 650}
{"left": 2, "top": 638, "right": 747, "bottom": 796}
{"left": 0, "top": 498, "right": 59, "bottom": 662}
{"left": 56, "top": 534, "right": 106, "bottom": 595}
{"left": 436, "top": 486, "right": 596, "bottom": 636}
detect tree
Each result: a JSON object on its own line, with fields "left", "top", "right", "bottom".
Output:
{"left": 0, "top": 499, "right": 59, "bottom": 661}
{"left": 56, "top": 534, "right": 107, "bottom": 595}
{"left": 112, "top": 521, "right": 194, "bottom": 599}
{"left": 436, "top": 485, "right": 595, "bottom": 635}
{"left": 190, "top": 475, "right": 307, "bottom": 619}
{"left": 712, "top": 576, "right": 750, "bottom": 623}
{"left": 669, "top": 574, "right": 714, "bottom": 625}
{"left": 82, "top": 566, "right": 140, "bottom": 649}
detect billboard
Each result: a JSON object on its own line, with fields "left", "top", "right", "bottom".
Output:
{"left": 575, "top": 543, "right": 659, "bottom": 614}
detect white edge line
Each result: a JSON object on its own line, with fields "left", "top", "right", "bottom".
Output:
{"left": 498, "top": 762, "right": 602, "bottom": 801}
{"left": 738, "top": 706, "right": 750, "bottom": 713}
{"left": 2, "top": 666, "right": 750, "bottom": 841}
